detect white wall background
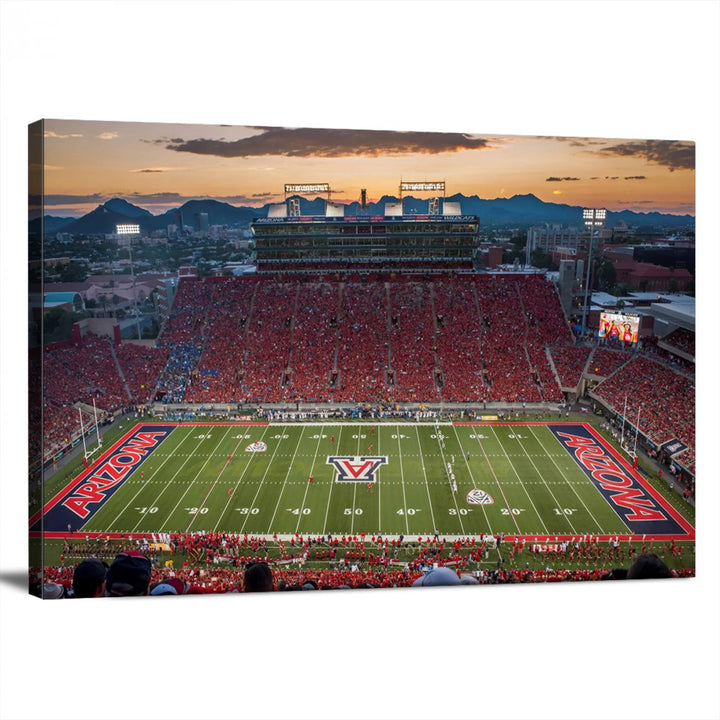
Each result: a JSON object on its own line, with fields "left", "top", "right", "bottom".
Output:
{"left": 2, "top": 2, "right": 718, "bottom": 719}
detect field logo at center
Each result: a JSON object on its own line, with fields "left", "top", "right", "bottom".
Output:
{"left": 245, "top": 441, "right": 267, "bottom": 453}
{"left": 466, "top": 488, "right": 494, "bottom": 505}
{"left": 327, "top": 456, "right": 388, "bottom": 483}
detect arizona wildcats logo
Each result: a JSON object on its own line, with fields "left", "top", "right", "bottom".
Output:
{"left": 327, "top": 456, "right": 388, "bottom": 483}
{"left": 245, "top": 441, "right": 267, "bottom": 453}
{"left": 466, "top": 488, "right": 494, "bottom": 505}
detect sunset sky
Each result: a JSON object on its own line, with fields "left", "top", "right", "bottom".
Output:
{"left": 42, "top": 119, "right": 695, "bottom": 217}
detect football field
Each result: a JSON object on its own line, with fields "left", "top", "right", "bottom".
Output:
{"left": 34, "top": 421, "right": 695, "bottom": 542}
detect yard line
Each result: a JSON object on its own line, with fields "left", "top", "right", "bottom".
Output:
{"left": 212, "top": 425, "right": 272, "bottom": 532}
{"left": 263, "top": 425, "right": 307, "bottom": 532}
{"left": 322, "top": 426, "right": 344, "bottom": 535}
{"left": 186, "top": 428, "right": 263, "bottom": 533}
{"left": 238, "top": 425, "right": 302, "bottom": 535}
{"left": 147, "top": 425, "right": 235, "bottom": 533}
{"left": 395, "top": 426, "right": 410, "bottom": 535}
{"left": 292, "top": 425, "right": 324, "bottom": 534}
{"left": 414, "top": 426, "right": 437, "bottom": 533}
{"left": 528, "top": 425, "right": 607, "bottom": 533}
{"left": 468, "top": 428, "right": 522, "bottom": 534}
{"left": 433, "top": 425, "right": 465, "bottom": 535}
{"left": 103, "top": 426, "right": 196, "bottom": 532}
{"left": 506, "top": 429, "right": 578, "bottom": 535}
{"left": 487, "top": 426, "right": 549, "bottom": 534}
{"left": 451, "top": 424, "right": 493, "bottom": 534}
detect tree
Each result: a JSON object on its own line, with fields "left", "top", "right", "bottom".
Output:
{"left": 595, "top": 259, "right": 617, "bottom": 292}
{"left": 59, "top": 261, "right": 88, "bottom": 283}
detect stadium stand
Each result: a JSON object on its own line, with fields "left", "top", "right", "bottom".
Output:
{"left": 587, "top": 347, "right": 631, "bottom": 377}
{"left": 115, "top": 343, "right": 169, "bottom": 404}
{"left": 550, "top": 345, "right": 593, "bottom": 388}
{"left": 593, "top": 355, "right": 695, "bottom": 473}
{"left": 662, "top": 327, "right": 695, "bottom": 357}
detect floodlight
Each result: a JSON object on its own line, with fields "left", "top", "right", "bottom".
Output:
{"left": 285, "top": 183, "right": 330, "bottom": 194}
{"left": 400, "top": 181, "right": 445, "bottom": 192}
{"left": 116, "top": 224, "right": 140, "bottom": 235}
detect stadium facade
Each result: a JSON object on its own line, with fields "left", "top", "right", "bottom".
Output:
{"left": 251, "top": 195, "right": 479, "bottom": 274}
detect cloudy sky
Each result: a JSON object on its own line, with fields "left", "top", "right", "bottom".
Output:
{"left": 42, "top": 119, "right": 695, "bottom": 217}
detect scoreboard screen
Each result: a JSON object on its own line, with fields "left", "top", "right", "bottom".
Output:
{"left": 599, "top": 312, "right": 639, "bottom": 343}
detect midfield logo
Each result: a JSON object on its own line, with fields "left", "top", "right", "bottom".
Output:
{"left": 326, "top": 456, "right": 388, "bottom": 483}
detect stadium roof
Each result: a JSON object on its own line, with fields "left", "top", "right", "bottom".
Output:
{"left": 590, "top": 292, "right": 620, "bottom": 307}
{"left": 641, "top": 298, "right": 695, "bottom": 332}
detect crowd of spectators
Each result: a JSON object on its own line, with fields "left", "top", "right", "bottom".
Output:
{"left": 475, "top": 275, "right": 542, "bottom": 402}
{"left": 184, "top": 278, "right": 257, "bottom": 404}
{"left": 550, "top": 346, "right": 593, "bottom": 389}
{"left": 388, "top": 281, "right": 438, "bottom": 402}
{"left": 519, "top": 277, "right": 567, "bottom": 403}
{"left": 434, "top": 277, "right": 488, "bottom": 402}
{"left": 241, "top": 281, "right": 296, "bottom": 403}
{"left": 335, "top": 281, "right": 390, "bottom": 403}
{"left": 115, "top": 342, "right": 169, "bottom": 404}
{"left": 661, "top": 328, "right": 695, "bottom": 357}
{"left": 587, "top": 347, "right": 631, "bottom": 377}
{"left": 593, "top": 355, "right": 695, "bottom": 474}
{"left": 286, "top": 282, "right": 338, "bottom": 402}
{"left": 41, "top": 333, "right": 129, "bottom": 459}
{"left": 155, "top": 280, "right": 214, "bottom": 403}
{"left": 34, "top": 541, "right": 692, "bottom": 598}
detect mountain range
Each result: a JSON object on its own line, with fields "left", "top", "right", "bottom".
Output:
{"left": 32, "top": 194, "right": 695, "bottom": 236}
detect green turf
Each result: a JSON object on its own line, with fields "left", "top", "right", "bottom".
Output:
{"left": 64, "top": 420, "right": 694, "bottom": 539}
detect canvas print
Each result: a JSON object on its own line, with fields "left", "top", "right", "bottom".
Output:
{"left": 28, "top": 120, "right": 696, "bottom": 598}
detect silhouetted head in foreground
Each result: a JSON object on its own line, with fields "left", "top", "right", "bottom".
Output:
{"left": 627, "top": 553, "right": 672, "bottom": 580}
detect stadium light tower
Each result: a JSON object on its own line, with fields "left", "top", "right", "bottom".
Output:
{"left": 580, "top": 208, "right": 606, "bottom": 338}
{"left": 116, "top": 224, "right": 142, "bottom": 340}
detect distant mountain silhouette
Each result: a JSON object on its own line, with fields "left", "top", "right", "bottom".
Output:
{"left": 29, "top": 215, "right": 75, "bottom": 235}
{"left": 103, "top": 198, "right": 153, "bottom": 218}
{"left": 40, "top": 193, "right": 695, "bottom": 236}
{"left": 148, "top": 198, "right": 264, "bottom": 231}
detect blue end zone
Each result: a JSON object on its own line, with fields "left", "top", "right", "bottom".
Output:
{"left": 36, "top": 424, "right": 175, "bottom": 533}
{"left": 548, "top": 424, "right": 686, "bottom": 536}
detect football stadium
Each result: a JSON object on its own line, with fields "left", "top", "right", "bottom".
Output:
{"left": 30, "top": 184, "right": 696, "bottom": 597}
